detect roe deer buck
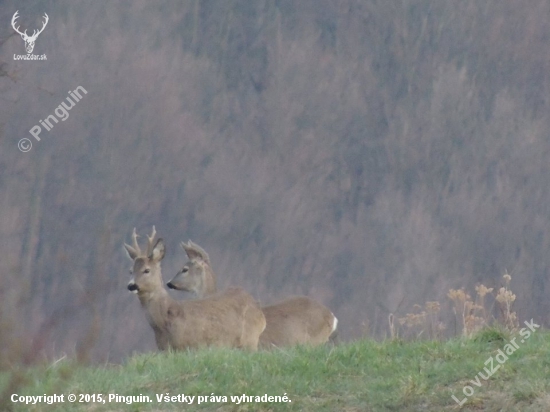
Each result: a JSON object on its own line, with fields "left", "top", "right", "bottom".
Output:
{"left": 167, "top": 241, "right": 338, "bottom": 348}
{"left": 123, "top": 228, "right": 266, "bottom": 351}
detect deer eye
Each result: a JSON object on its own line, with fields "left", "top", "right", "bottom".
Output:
{"left": 144, "top": 269, "right": 150, "bottom": 274}
{"left": 182, "top": 267, "right": 189, "bottom": 273}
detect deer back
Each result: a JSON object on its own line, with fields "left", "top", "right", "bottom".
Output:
{"left": 167, "top": 287, "right": 266, "bottom": 350}
{"left": 259, "top": 296, "right": 337, "bottom": 348}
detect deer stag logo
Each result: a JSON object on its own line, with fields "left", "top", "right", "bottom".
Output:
{"left": 11, "top": 11, "right": 49, "bottom": 54}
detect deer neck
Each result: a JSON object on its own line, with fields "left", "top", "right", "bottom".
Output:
{"left": 203, "top": 267, "right": 218, "bottom": 297}
{"left": 138, "top": 287, "right": 174, "bottom": 329}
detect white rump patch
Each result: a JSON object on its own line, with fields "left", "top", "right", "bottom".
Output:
{"left": 331, "top": 314, "right": 338, "bottom": 333}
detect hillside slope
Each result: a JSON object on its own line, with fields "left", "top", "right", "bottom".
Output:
{"left": 3, "top": 330, "right": 550, "bottom": 411}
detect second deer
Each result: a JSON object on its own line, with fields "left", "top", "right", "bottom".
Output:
{"left": 167, "top": 241, "right": 338, "bottom": 348}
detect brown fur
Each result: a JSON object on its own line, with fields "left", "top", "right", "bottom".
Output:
{"left": 259, "top": 296, "right": 336, "bottom": 348}
{"left": 124, "top": 228, "right": 265, "bottom": 351}
{"left": 166, "top": 240, "right": 338, "bottom": 348}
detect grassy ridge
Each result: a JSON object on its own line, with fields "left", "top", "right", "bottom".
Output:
{"left": 2, "top": 329, "right": 550, "bottom": 411}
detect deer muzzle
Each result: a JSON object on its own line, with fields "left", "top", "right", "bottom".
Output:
{"left": 127, "top": 282, "right": 139, "bottom": 293}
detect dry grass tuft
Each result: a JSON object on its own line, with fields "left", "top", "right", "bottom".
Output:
{"left": 393, "top": 272, "right": 519, "bottom": 340}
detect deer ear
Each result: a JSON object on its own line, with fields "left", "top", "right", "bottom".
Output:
{"left": 181, "top": 241, "right": 195, "bottom": 258}
{"left": 182, "top": 240, "right": 210, "bottom": 264}
{"left": 149, "top": 238, "right": 165, "bottom": 261}
{"left": 124, "top": 244, "right": 138, "bottom": 260}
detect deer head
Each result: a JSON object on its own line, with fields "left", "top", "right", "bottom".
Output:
{"left": 166, "top": 240, "right": 217, "bottom": 297}
{"left": 12, "top": 11, "right": 49, "bottom": 54}
{"left": 124, "top": 226, "right": 166, "bottom": 297}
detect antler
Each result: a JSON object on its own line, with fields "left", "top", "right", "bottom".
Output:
{"left": 130, "top": 227, "right": 142, "bottom": 254}
{"left": 32, "top": 13, "right": 49, "bottom": 39}
{"left": 11, "top": 11, "right": 26, "bottom": 37}
{"left": 11, "top": 11, "right": 48, "bottom": 40}
{"left": 146, "top": 226, "right": 157, "bottom": 257}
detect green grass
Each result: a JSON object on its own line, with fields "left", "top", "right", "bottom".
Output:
{"left": 2, "top": 330, "right": 550, "bottom": 411}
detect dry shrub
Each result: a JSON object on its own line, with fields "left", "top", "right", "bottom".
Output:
{"left": 393, "top": 272, "right": 519, "bottom": 340}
